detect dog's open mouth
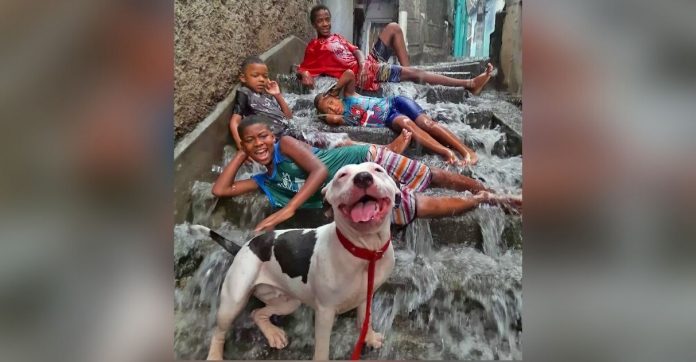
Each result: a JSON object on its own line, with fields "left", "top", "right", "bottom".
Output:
{"left": 339, "top": 194, "right": 391, "bottom": 223}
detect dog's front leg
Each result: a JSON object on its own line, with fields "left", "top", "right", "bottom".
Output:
{"left": 313, "top": 306, "right": 336, "bottom": 360}
{"left": 356, "top": 300, "right": 384, "bottom": 349}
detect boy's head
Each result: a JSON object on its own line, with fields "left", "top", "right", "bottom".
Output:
{"left": 309, "top": 5, "right": 331, "bottom": 38}
{"left": 239, "top": 56, "right": 269, "bottom": 94}
{"left": 237, "top": 115, "right": 276, "bottom": 165}
{"left": 314, "top": 93, "right": 344, "bottom": 116}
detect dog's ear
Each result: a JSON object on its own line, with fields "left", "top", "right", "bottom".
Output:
{"left": 322, "top": 197, "right": 334, "bottom": 218}
{"left": 321, "top": 182, "right": 334, "bottom": 218}
{"left": 386, "top": 174, "right": 402, "bottom": 209}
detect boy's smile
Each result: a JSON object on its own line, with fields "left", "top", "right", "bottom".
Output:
{"left": 240, "top": 63, "right": 269, "bottom": 93}
{"left": 312, "top": 9, "right": 331, "bottom": 37}
{"left": 241, "top": 123, "right": 275, "bottom": 165}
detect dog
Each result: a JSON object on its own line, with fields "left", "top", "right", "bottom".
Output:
{"left": 200, "top": 162, "right": 401, "bottom": 360}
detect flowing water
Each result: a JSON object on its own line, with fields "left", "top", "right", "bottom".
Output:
{"left": 174, "top": 64, "right": 522, "bottom": 359}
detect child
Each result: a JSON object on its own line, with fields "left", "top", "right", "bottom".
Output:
{"left": 315, "top": 69, "right": 479, "bottom": 166}
{"left": 297, "top": 4, "right": 493, "bottom": 94}
{"left": 212, "top": 115, "right": 521, "bottom": 232}
{"left": 230, "top": 56, "right": 412, "bottom": 153}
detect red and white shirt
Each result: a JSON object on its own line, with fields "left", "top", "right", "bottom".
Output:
{"left": 298, "top": 34, "right": 361, "bottom": 79}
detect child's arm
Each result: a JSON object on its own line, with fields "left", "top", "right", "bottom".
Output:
{"left": 230, "top": 90, "right": 251, "bottom": 149}
{"left": 294, "top": 61, "right": 316, "bottom": 88}
{"left": 266, "top": 80, "right": 293, "bottom": 119}
{"left": 254, "top": 136, "right": 328, "bottom": 232}
{"left": 320, "top": 114, "right": 345, "bottom": 126}
{"left": 229, "top": 114, "right": 243, "bottom": 149}
{"left": 211, "top": 151, "right": 259, "bottom": 197}
{"left": 351, "top": 49, "right": 368, "bottom": 87}
{"left": 330, "top": 69, "right": 357, "bottom": 96}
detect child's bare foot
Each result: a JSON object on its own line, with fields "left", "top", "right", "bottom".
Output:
{"left": 386, "top": 129, "right": 413, "bottom": 154}
{"left": 468, "top": 63, "right": 494, "bottom": 95}
{"left": 460, "top": 152, "right": 479, "bottom": 166}
{"left": 442, "top": 149, "right": 460, "bottom": 165}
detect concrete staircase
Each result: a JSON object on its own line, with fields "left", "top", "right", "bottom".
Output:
{"left": 174, "top": 60, "right": 523, "bottom": 359}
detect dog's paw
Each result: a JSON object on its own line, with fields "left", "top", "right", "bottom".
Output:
{"left": 206, "top": 336, "right": 225, "bottom": 360}
{"left": 262, "top": 325, "right": 289, "bottom": 349}
{"left": 206, "top": 347, "right": 224, "bottom": 360}
{"left": 365, "top": 330, "right": 384, "bottom": 349}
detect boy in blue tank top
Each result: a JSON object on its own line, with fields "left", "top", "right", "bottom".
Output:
{"left": 314, "top": 69, "right": 479, "bottom": 166}
{"left": 212, "top": 115, "right": 521, "bottom": 232}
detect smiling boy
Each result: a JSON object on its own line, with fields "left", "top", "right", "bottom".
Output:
{"left": 212, "top": 115, "right": 521, "bottom": 232}
{"left": 297, "top": 4, "right": 494, "bottom": 93}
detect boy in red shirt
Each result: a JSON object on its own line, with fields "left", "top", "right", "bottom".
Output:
{"left": 297, "top": 4, "right": 494, "bottom": 93}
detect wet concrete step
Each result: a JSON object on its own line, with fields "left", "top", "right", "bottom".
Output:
{"left": 290, "top": 98, "right": 521, "bottom": 157}
{"left": 192, "top": 194, "right": 521, "bottom": 252}
{"left": 276, "top": 59, "right": 486, "bottom": 96}
{"left": 174, "top": 243, "right": 521, "bottom": 360}
{"left": 415, "top": 59, "right": 489, "bottom": 74}
{"left": 310, "top": 122, "right": 514, "bottom": 158}
{"left": 174, "top": 241, "right": 521, "bottom": 310}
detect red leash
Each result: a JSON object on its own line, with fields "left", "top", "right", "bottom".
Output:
{"left": 336, "top": 228, "right": 391, "bottom": 360}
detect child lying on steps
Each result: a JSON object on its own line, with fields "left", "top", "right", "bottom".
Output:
{"left": 212, "top": 115, "right": 521, "bottom": 232}
{"left": 297, "top": 4, "right": 494, "bottom": 94}
{"left": 314, "top": 69, "right": 479, "bottom": 166}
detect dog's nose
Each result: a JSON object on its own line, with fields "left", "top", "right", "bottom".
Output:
{"left": 353, "top": 172, "right": 373, "bottom": 189}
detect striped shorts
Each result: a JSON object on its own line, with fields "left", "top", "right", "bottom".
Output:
{"left": 367, "top": 145, "right": 433, "bottom": 225}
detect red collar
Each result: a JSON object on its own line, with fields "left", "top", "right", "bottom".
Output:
{"left": 336, "top": 227, "right": 391, "bottom": 261}
{"left": 335, "top": 227, "right": 391, "bottom": 360}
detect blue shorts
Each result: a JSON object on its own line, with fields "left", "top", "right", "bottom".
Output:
{"left": 385, "top": 96, "right": 426, "bottom": 128}
{"left": 371, "top": 38, "right": 393, "bottom": 63}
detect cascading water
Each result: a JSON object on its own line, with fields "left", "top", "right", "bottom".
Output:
{"left": 174, "top": 63, "right": 522, "bottom": 360}
{"left": 476, "top": 205, "right": 508, "bottom": 258}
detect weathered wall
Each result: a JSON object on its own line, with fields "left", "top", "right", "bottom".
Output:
{"left": 499, "top": 0, "right": 521, "bottom": 95}
{"left": 399, "top": 0, "right": 454, "bottom": 64}
{"left": 174, "top": 0, "right": 316, "bottom": 140}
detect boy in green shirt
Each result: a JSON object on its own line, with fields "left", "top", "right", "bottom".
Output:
{"left": 212, "top": 115, "right": 520, "bottom": 231}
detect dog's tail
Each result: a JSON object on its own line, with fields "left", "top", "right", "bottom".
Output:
{"left": 190, "top": 225, "right": 243, "bottom": 256}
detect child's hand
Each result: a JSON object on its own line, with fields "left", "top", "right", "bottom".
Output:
{"left": 254, "top": 207, "right": 296, "bottom": 232}
{"left": 357, "top": 64, "right": 369, "bottom": 87}
{"left": 266, "top": 80, "right": 280, "bottom": 95}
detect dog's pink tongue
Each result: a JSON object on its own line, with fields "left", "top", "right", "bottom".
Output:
{"left": 350, "top": 200, "right": 378, "bottom": 222}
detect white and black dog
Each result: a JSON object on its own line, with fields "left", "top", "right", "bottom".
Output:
{"left": 200, "top": 162, "right": 401, "bottom": 360}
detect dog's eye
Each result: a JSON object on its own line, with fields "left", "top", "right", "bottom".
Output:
{"left": 337, "top": 173, "right": 347, "bottom": 179}
{"left": 374, "top": 168, "right": 383, "bottom": 173}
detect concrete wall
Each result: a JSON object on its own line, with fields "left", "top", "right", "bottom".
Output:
{"left": 399, "top": 0, "right": 454, "bottom": 64}
{"left": 499, "top": 0, "right": 522, "bottom": 95}
{"left": 174, "top": 0, "right": 316, "bottom": 140}
{"left": 323, "top": 0, "right": 354, "bottom": 41}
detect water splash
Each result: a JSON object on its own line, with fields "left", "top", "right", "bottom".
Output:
{"left": 401, "top": 218, "right": 434, "bottom": 257}
{"left": 475, "top": 205, "right": 507, "bottom": 258}
{"left": 470, "top": 155, "right": 522, "bottom": 194}
{"left": 190, "top": 181, "right": 217, "bottom": 224}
